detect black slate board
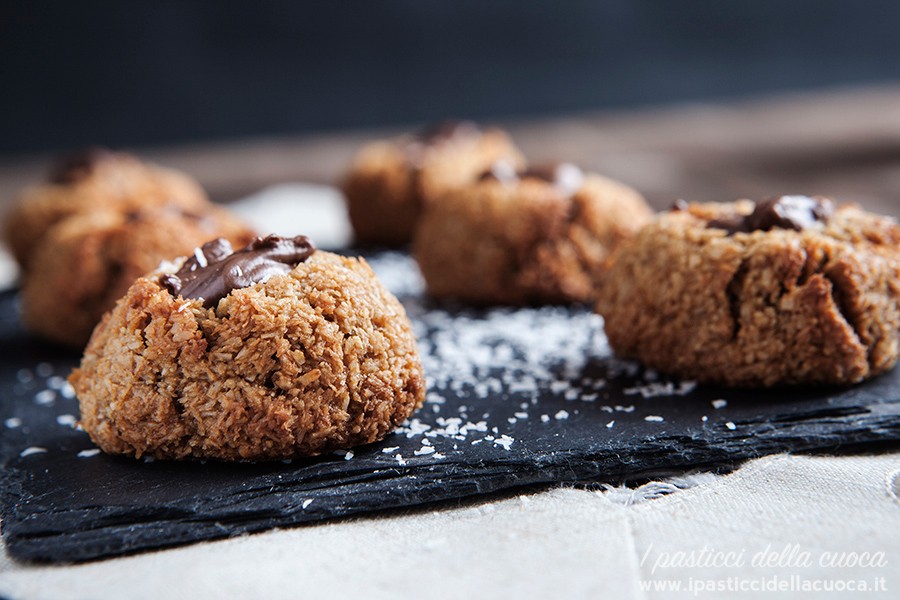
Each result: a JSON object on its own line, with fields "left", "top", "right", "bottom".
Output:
{"left": 2, "top": 251, "right": 899, "bottom": 563}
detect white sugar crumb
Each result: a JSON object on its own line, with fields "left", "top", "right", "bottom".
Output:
{"left": 60, "top": 382, "right": 76, "bottom": 399}
{"left": 555, "top": 410, "right": 569, "bottom": 420}
{"left": 395, "top": 453, "right": 407, "bottom": 466}
{"left": 606, "top": 420, "right": 615, "bottom": 429}
{"left": 624, "top": 380, "right": 696, "bottom": 398}
{"left": 20, "top": 446, "right": 47, "bottom": 457}
{"left": 541, "top": 414, "right": 550, "bottom": 423}
{"left": 711, "top": 399, "right": 728, "bottom": 409}
{"left": 493, "top": 435, "right": 515, "bottom": 450}
{"left": 301, "top": 499, "right": 313, "bottom": 509}
{"left": 382, "top": 446, "right": 399, "bottom": 454}
{"left": 725, "top": 421, "right": 737, "bottom": 430}
{"left": 34, "top": 390, "right": 55, "bottom": 405}
{"left": 507, "top": 417, "right": 517, "bottom": 424}
{"left": 615, "top": 405, "right": 635, "bottom": 413}
{"left": 4, "top": 417, "right": 22, "bottom": 428}
{"left": 644, "top": 415, "right": 664, "bottom": 422}
{"left": 702, "top": 415, "right": 709, "bottom": 422}
{"left": 514, "top": 412, "right": 528, "bottom": 419}
{"left": 77, "top": 449, "right": 101, "bottom": 458}
{"left": 343, "top": 450, "right": 354, "bottom": 460}
{"left": 414, "top": 446, "right": 436, "bottom": 456}
{"left": 56, "top": 414, "right": 77, "bottom": 427}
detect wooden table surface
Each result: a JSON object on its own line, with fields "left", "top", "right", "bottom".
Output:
{"left": 1, "top": 84, "right": 899, "bottom": 216}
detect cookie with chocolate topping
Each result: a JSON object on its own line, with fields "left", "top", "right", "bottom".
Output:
{"left": 413, "top": 162, "right": 653, "bottom": 304}
{"left": 69, "top": 235, "right": 425, "bottom": 461}
{"left": 342, "top": 121, "right": 524, "bottom": 246}
{"left": 4, "top": 147, "right": 210, "bottom": 268}
{"left": 597, "top": 197, "right": 900, "bottom": 386}
{"left": 22, "top": 204, "right": 255, "bottom": 348}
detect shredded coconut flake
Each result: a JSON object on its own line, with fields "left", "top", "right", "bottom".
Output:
{"left": 77, "top": 449, "right": 101, "bottom": 458}
{"left": 725, "top": 421, "right": 737, "bottom": 430}
{"left": 4, "top": 417, "right": 22, "bottom": 428}
{"left": 644, "top": 415, "right": 664, "bottom": 422}
{"left": 34, "top": 390, "right": 55, "bottom": 405}
{"left": 20, "top": 446, "right": 47, "bottom": 457}
{"left": 56, "top": 414, "right": 77, "bottom": 427}
{"left": 711, "top": 399, "right": 728, "bottom": 409}
{"left": 555, "top": 410, "right": 569, "bottom": 420}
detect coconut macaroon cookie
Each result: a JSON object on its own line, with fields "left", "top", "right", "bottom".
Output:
{"left": 22, "top": 204, "right": 256, "bottom": 348}
{"left": 4, "top": 147, "right": 210, "bottom": 268}
{"left": 597, "top": 196, "right": 900, "bottom": 387}
{"left": 413, "top": 162, "right": 653, "bottom": 305}
{"left": 342, "top": 120, "right": 524, "bottom": 246}
{"left": 69, "top": 235, "right": 426, "bottom": 461}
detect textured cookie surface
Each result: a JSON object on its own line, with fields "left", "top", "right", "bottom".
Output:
{"left": 342, "top": 121, "right": 524, "bottom": 246}
{"left": 597, "top": 198, "right": 900, "bottom": 386}
{"left": 414, "top": 165, "right": 653, "bottom": 305}
{"left": 22, "top": 205, "right": 255, "bottom": 348}
{"left": 69, "top": 250, "right": 425, "bottom": 461}
{"left": 4, "top": 148, "right": 210, "bottom": 267}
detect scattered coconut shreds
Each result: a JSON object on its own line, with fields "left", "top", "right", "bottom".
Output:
{"left": 644, "top": 415, "right": 664, "bottom": 423}
{"left": 4, "top": 417, "right": 22, "bottom": 429}
{"left": 19, "top": 447, "right": 47, "bottom": 457}
{"left": 395, "top": 453, "right": 407, "bottom": 466}
{"left": 725, "top": 421, "right": 737, "bottom": 430}
{"left": 541, "top": 414, "right": 550, "bottom": 423}
{"left": 414, "top": 446, "right": 436, "bottom": 456}
{"left": 56, "top": 414, "right": 77, "bottom": 427}
{"left": 623, "top": 380, "right": 697, "bottom": 398}
{"left": 343, "top": 450, "right": 354, "bottom": 460}
{"left": 702, "top": 415, "right": 709, "bottom": 422}
{"left": 606, "top": 420, "right": 615, "bottom": 429}
{"left": 381, "top": 446, "right": 399, "bottom": 454}
{"left": 301, "top": 499, "right": 313, "bottom": 509}
{"left": 60, "top": 383, "right": 76, "bottom": 399}
{"left": 712, "top": 399, "right": 728, "bottom": 409}
{"left": 77, "top": 449, "right": 101, "bottom": 458}
{"left": 555, "top": 410, "right": 569, "bottom": 420}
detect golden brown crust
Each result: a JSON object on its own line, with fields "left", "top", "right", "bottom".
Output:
{"left": 342, "top": 128, "right": 524, "bottom": 246}
{"left": 413, "top": 173, "right": 653, "bottom": 305}
{"left": 596, "top": 200, "right": 900, "bottom": 386}
{"left": 22, "top": 205, "right": 255, "bottom": 348}
{"left": 4, "top": 152, "right": 210, "bottom": 268}
{"left": 69, "top": 251, "right": 425, "bottom": 461}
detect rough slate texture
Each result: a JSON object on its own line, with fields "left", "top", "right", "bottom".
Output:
{"left": 1, "top": 252, "right": 899, "bottom": 563}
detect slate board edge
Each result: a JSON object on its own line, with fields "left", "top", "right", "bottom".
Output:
{"left": 3, "top": 406, "right": 898, "bottom": 563}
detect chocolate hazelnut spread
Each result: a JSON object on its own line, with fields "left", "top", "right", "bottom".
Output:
{"left": 161, "top": 235, "right": 316, "bottom": 307}
{"left": 709, "top": 195, "right": 834, "bottom": 234}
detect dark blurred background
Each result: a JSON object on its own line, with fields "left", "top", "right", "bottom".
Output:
{"left": 3, "top": 0, "right": 900, "bottom": 157}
